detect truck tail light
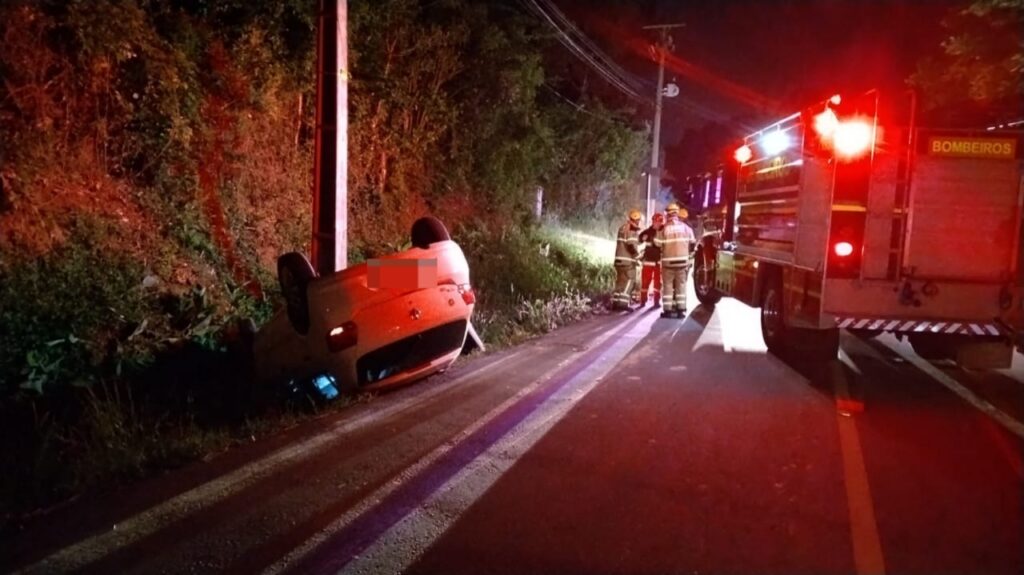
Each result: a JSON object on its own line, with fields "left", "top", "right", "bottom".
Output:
{"left": 326, "top": 321, "right": 358, "bottom": 352}
{"left": 833, "top": 241, "right": 854, "bottom": 257}
{"left": 826, "top": 212, "right": 865, "bottom": 279}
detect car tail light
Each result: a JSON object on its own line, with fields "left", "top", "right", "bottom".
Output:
{"left": 833, "top": 241, "right": 854, "bottom": 257}
{"left": 458, "top": 284, "right": 475, "bottom": 305}
{"left": 326, "top": 321, "right": 358, "bottom": 352}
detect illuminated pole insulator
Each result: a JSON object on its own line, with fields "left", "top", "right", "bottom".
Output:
{"left": 814, "top": 109, "right": 839, "bottom": 138}
{"left": 734, "top": 144, "right": 752, "bottom": 164}
{"left": 834, "top": 121, "right": 873, "bottom": 158}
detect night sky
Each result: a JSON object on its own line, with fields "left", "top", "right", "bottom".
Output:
{"left": 560, "top": 0, "right": 965, "bottom": 142}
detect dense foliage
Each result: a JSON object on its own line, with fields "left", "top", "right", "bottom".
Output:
{"left": 0, "top": 0, "right": 646, "bottom": 523}
{"left": 909, "top": 0, "right": 1023, "bottom": 126}
{"left": 0, "top": 0, "right": 646, "bottom": 398}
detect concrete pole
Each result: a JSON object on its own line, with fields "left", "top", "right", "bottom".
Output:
{"left": 647, "top": 39, "right": 666, "bottom": 224}
{"left": 311, "top": 0, "right": 348, "bottom": 274}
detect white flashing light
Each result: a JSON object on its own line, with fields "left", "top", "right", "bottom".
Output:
{"left": 734, "top": 144, "right": 753, "bottom": 164}
{"left": 760, "top": 130, "right": 790, "bottom": 155}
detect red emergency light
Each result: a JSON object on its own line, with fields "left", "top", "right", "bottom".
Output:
{"left": 833, "top": 120, "right": 874, "bottom": 158}
{"left": 734, "top": 144, "right": 752, "bottom": 164}
{"left": 813, "top": 109, "right": 839, "bottom": 138}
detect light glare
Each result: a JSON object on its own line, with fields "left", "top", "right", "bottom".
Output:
{"left": 834, "top": 121, "right": 873, "bottom": 157}
{"left": 760, "top": 131, "right": 790, "bottom": 155}
{"left": 734, "top": 144, "right": 752, "bottom": 164}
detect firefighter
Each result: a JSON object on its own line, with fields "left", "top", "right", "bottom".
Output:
{"left": 612, "top": 209, "right": 643, "bottom": 310}
{"left": 638, "top": 212, "right": 664, "bottom": 306}
{"left": 655, "top": 202, "right": 696, "bottom": 318}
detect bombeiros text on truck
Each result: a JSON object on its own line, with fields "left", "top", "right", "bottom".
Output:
{"left": 690, "top": 90, "right": 1023, "bottom": 367}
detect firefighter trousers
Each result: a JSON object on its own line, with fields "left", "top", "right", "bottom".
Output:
{"left": 660, "top": 263, "right": 689, "bottom": 312}
{"left": 612, "top": 263, "right": 637, "bottom": 309}
{"left": 641, "top": 264, "right": 661, "bottom": 305}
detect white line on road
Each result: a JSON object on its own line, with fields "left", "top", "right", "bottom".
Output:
{"left": 876, "top": 335, "right": 1024, "bottom": 441}
{"left": 262, "top": 315, "right": 639, "bottom": 574}
{"left": 333, "top": 313, "right": 658, "bottom": 575}
{"left": 16, "top": 351, "right": 525, "bottom": 575}
{"left": 833, "top": 354, "right": 886, "bottom": 575}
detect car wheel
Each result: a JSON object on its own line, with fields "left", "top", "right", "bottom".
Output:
{"left": 278, "top": 252, "right": 316, "bottom": 335}
{"left": 693, "top": 248, "right": 722, "bottom": 306}
{"left": 411, "top": 216, "right": 451, "bottom": 249}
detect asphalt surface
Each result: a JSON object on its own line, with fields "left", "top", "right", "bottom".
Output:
{"left": 4, "top": 295, "right": 1023, "bottom": 575}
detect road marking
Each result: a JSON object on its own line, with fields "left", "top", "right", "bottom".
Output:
{"left": 833, "top": 358, "right": 886, "bottom": 575}
{"left": 332, "top": 313, "right": 658, "bottom": 575}
{"left": 262, "top": 314, "right": 641, "bottom": 574}
{"left": 15, "top": 351, "right": 525, "bottom": 575}
{"left": 876, "top": 335, "right": 1024, "bottom": 441}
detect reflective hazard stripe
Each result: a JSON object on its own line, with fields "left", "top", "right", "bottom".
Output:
{"left": 833, "top": 317, "right": 1007, "bottom": 337}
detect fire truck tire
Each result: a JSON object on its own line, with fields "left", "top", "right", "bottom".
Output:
{"left": 761, "top": 273, "right": 839, "bottom": 360}
{"left": 278, "top": 252, "right": 316, "bottom": 335}
{"left": 693, "top": 249, "right": 722, "bottom": 306}
{"left": 760, "top": 274, "right": 789, "bottom": 353}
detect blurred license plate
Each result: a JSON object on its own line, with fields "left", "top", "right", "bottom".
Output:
{"left": 367, "top": 258, "right": 438, "bottom": 290}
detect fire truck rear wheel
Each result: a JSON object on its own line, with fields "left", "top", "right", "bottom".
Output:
{"left": 761, "top": 274, "right": 839, "bottom": 360}
{"left": 693, "top": 249, "right": 722, "bottom": 306}
{"left": 760, "top": 274, "right": 788, "bottom": 353}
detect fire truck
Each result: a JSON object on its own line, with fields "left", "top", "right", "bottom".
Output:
{"left": 691, "top": 91, "right": 1023, "bottom": 367}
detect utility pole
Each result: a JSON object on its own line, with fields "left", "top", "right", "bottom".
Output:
{"left": 641, "top": 23, "right": 683, "bottom": 223}
{"left": 311, "top": 0, "right": 349, "bottom": 274}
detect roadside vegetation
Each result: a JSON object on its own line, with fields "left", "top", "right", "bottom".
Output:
{"left": 0, "top": 0, "right": 644, "bottom": 531}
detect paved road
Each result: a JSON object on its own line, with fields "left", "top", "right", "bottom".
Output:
{"left": 4, "top": 298, "right": 1023, "bottom": 574}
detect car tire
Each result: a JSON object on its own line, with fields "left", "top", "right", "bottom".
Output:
{"left": 693, "top": 248, "right": 722, "bottom": 306}
{"left": 278, "top": 252, "right": 316, "bottom": 335}
{"left": 411, "top": 216, "right": 451, "bottom": 249}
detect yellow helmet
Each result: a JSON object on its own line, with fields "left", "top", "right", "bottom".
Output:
{"left": 666, "top": 202, "right": 680, "bottom": 214}
{"left": 628, "top": 209, "right": 642, "bottom": 222}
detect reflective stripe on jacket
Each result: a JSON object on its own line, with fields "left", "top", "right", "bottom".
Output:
{"left": 614, "top": 222, "right": 640, "bottom": 265}
{"left": 655, "top": 217, "right": 695, "bottom": 268}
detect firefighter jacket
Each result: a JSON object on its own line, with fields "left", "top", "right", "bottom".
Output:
{"left": 655, "top": 216, "right": 696, "bottom": 268}
{"left": 638, "top": 226, "right": 662, "bottom": 265}
{"left": 614, "top": 221, "right": 641, "bottom": 266}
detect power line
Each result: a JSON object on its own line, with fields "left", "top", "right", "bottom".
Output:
{"left": 520, "top": 0, "right": 647, "bottom": 103}
{"left": 535, "top": 0, "right": 647, "bottom": 94}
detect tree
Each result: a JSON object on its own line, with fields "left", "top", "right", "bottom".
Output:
{"left": 909, "top": 0, "right": 1023, "bottom": 127}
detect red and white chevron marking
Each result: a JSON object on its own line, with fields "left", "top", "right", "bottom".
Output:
{"left": 835, "top": 317, "right": 1005, "bottom": 336}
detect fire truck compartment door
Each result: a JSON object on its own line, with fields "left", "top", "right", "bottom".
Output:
{"left": 904, "top": 156, "right": 1021, "bottom": 282}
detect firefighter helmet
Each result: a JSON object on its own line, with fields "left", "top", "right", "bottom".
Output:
{"left": 666, "top": 202, "right": 680, "bottom": 214}
{"left": 628, "top": 209, "right": 642, "bottom": 222}
{"left": 653, "top": 212, "right": 665, "bottom": 223}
